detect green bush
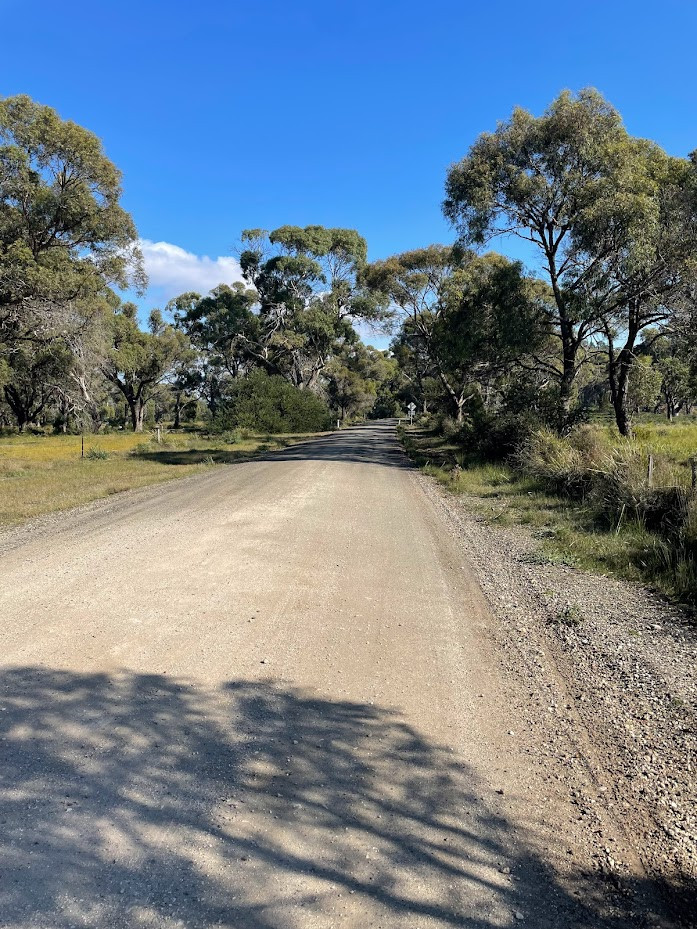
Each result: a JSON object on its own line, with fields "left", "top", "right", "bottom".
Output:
{"left": 513, "top": 424, "right": 697, "bottom": 602}
{"left": 516, "top": 428, "right": 589, "bottom": 497}
{"left": 211, "top": 372, "right": 332, "bottom": 434}
{"left": 476, "top": 412, "right": 538, "bottom": 460}
{"left": 438, "top": 403, "right": 538, "bottom": 462}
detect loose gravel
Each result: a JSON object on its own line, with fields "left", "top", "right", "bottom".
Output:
{"left": 419, "top": 473, "right": 697, "bottom": 924}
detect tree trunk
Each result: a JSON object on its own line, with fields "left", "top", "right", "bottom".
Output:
{"left": 4, "top": 386, "right": 30, "bottom": 432}
{"left": 558, "top": 345, "right": 576, "bottom": 430}
{"left": 612, "top": 353, "right": 634, "bottom": 437}
{"left": 173, "top": 392, "right": 183, "bottom": 429}
{"left": 434, "top": 364, "right": 466, "bottom": 424}
{"left": 606, "top": 313, "right": 639, "bottom": 438}
{"left": 128, "top": 398, "right": 146, "bottom": 432}
{"left": 548, "top": 257, "right": 579, "bottom": 432}
{"left": 613, "top": 397, "right": 632, "bottom": 437}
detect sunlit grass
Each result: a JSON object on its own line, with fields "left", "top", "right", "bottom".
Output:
{"left": 593, "top": 419, "right": 697, "bottom": 478}
{"left": 0, "top": 429, "right": 318, "bottom": 527}
{"left": 400, "top": 422, "right": 697, "bottom": 603}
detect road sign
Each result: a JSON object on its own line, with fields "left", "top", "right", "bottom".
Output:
{"left": 407, "top": 401, "right": 416, "bottom": 424}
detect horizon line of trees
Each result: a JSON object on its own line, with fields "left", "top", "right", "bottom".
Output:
{"left": 0, "top": 95, "right": 404, "bottom": 433}
{"left": 377, "top": 88, "right": 697, "bottom": 443}
{"left": 3, "top": 89, "right": 697, "bottom": 439}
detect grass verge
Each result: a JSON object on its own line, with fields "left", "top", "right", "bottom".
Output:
{"left": 0, "top": 429, "right": 320, "bottom": 527}
{"left": 399, "top": 424, "right": 695, "bottom": 605}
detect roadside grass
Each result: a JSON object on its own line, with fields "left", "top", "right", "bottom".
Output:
{"left": 0, "top": 429, "right": 318, "bottom": 527}
{"left": 593, "top": 419, "right": 697, "bottom": 486}
{"left": 400, "top": 423, "right": 695, "bottom": 603}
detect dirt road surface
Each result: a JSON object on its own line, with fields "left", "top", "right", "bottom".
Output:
{"left": 0, "top": 422, "right": 677, "bottom": 928}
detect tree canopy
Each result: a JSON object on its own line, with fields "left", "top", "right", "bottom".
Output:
{"left": 5, "top": 89, "right": 697, "bottom": 439}
{"left": 443, "top": 88, "right": 697, "bottom": 433}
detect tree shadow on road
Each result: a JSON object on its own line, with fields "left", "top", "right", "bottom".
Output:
{"left": 264, "top": 424, "right": 412, "bottom": 469}
{"left": 0, "top": 669, "right": 686, "bottom": 927}
{"left": 132, "top": 423, "right": 412, "bottom": 470}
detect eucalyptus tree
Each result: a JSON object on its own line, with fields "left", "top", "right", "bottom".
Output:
{"left": 389, "top": 329, "right": 435, "bottom": 414}
{"left": 363, "top": 245, "right": 468, "bottom": 417}
{"left": 577, "top": 146, "right": 697, "bottom": 434}
{"left": 0, "top": 94, "right": 144, "bottom": 348}
{"left": 324, "top": 342, "right": 398, "bottom": 422}
{"left": 431, "top": 254, "right": 549, "bottom": 422}
{"left": 2, "top": 341, "right": 72, "bottom": 430}
{"left": 367, "top": 247, "right": 545, "bottom": 422}
{"left": 443, "top": 88, "right": 692, "bottom": 432}
{"left": 103, "top": 304, "right": 190, "bottom": 432}
{"left": 168, "top": 283, "right": 258, "bottom": 380}
{"left": 238, "top": 225, "right": 386, "bottom": 389}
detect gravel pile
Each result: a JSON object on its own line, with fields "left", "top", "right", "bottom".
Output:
{"left": 418, "top": 473, "right": 697, "bottom": 923}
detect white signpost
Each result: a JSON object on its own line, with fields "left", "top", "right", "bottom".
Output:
{"left": 407, "top": 401, "right": 416, "bottom": 425}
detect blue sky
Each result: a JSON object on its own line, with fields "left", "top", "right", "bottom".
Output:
{"left": 2, "top": 0, "right": 696, "bottom": 338}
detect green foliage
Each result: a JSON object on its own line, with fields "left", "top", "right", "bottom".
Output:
{"left": 211, "top": 371, "right": 332, "bottom": 434}
{"left": 85, "top": 447, "right": 109, "bottom": 460}
{"left": 0, "top": 94, "right": 144, "bottom": 340}
{"left": 236, "top": 225, "right": 387, "bottom": 391}
{"left": 550, "top": 603, "right": 585, "bottom": 627}
{"left": 219, "top": 430, "right": 242, "bottom": 445}
{"left": 444, "top": 88, "right": 626, "bottom": 246}
{"left": 443, "top": 88, "right": 697, "bottom": 434}
{"left": 169, "top": 283, "right": 257, "bottom": 378}
{"left": 3, "top": 342, "right": 72, "bottom": 430}
{"left": 370, "top": 246, "right": 547, "bottom": 424}
{"left": 324, "top": 343, "right": 399, "bottom": 422}
{"left": 657, "top": 356, "right": 692, "bottom": 419}
{"left": 627, "top": 356, "right": 662, "bottom": 414}
{"left": 103, "top": 304, "right": 190, "bottom": 431}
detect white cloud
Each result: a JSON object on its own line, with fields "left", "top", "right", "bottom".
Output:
{"left": 139, "top": 239, "right": 245, "bottom": 301}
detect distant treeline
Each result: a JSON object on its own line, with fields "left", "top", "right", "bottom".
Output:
{"left": 3, "top": 89, "right": 697, "bottom": 438}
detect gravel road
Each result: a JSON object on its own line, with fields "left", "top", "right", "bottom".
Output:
{"left": 0, "top": 422, "right": 684, "bottom": 928}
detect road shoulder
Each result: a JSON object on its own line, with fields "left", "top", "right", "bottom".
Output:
{"left": 416, "top": 470, "right": 696, "bottom": 927}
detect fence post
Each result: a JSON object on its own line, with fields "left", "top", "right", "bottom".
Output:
{"left": 691, "top": 457, "right": 697, "bottom": 492}
{"left": 647, "top": 454, "right": 654, "bottom": 488}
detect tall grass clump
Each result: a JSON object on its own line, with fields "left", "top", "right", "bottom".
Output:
{"left": 515, "top": 424, "right": 697, "bottom": 603}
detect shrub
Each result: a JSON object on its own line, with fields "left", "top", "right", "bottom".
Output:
{"left": 550, "top": 603, "right": 584, "bottom": 627}
{"left": 85, "top": 447, "right": 109, "bottom": 460}
{"left": 210, "top": 372, "right": 332, "bottom": 434}
{"left": 511, "top": 424, "right": 697, "bottom": 602}
{"left": 476, "top": 412, "right": 538, "bottom": 460}
{"left": 516, "top": 428, "right": 589, "bottom": 497}
{"left": 440, "top": 416, "right": 464, "bottom": 440}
